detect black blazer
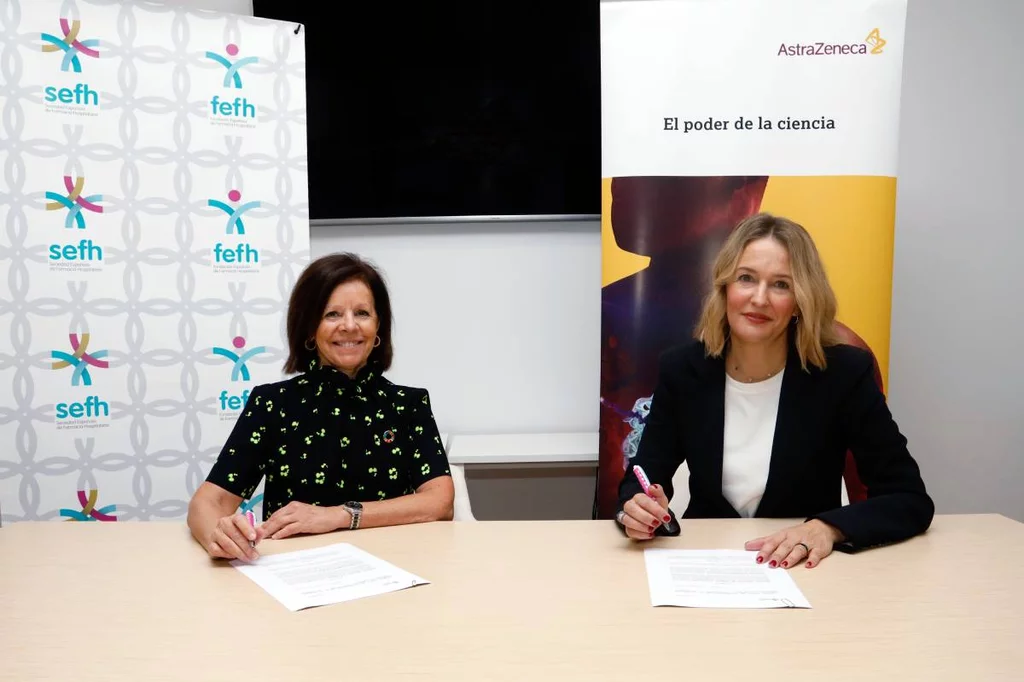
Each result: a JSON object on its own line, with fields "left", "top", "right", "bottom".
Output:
{"left": 617, "top": 337, "right": 934, "bottom": 550}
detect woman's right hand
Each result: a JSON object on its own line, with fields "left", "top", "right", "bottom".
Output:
{"left": 619, "top": 484, "right": 672, "bottom": 540}
{"left": 206, "top": 513, "right": 265, "bottom": 562}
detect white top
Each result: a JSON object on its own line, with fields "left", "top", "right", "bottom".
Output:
{"left": 722, "top": 370, "right": 784, "bottom": 517}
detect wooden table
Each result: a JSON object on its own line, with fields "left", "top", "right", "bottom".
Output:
{"left": 2, "top": 514, "right": 1021, "bottom": 681}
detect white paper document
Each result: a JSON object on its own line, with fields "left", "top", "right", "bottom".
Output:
{"left": 232, "top": 543, "right": 429, "bottom": 611}
{"left": 643, "top": 549, "right": 811, "bottom": 609}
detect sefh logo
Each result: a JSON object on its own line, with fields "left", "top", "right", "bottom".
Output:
{"left": 51, "top": 331, "right": 108, "bottom": 386}
{"left": 51, "top": 329, "right": 111, "bottom": 428}
{"left": 40, "top": 17, "right": 102, "bottom": 115}
{"left": 41, "top": 17, "right": 100, "bottom": 72}
{"left": 59, "top": 488, "right": 117, "bottom": 521}
{"left": 46, "top": 175, "right": 104, "bottom": 229}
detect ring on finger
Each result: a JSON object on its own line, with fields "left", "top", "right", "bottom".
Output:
{"left": 795, "top": 542, "right": 810, "bottom": 554}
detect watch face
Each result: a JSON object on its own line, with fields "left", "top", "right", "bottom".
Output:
{"left": 346, "top": 501, "right": 363, "bottom": 511}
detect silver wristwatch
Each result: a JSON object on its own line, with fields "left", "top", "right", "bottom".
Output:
{"left": 343, "top": 501, "right": 363, "bottom": 530}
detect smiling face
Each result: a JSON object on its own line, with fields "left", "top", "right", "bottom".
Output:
{"left": 314, "top": 278, "right": 379, "bottom": 377}
{"left": 725, "top": 236, "right": 798, "bottom": 347}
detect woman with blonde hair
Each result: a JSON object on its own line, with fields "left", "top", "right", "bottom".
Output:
{"left": 615, "top": 213, "right": 933, "bottom": 569}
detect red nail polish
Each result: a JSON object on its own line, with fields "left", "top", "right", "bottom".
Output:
{"left": 781, "top": 561, "right": 788, "bottom": 568}
{"left": 756, "top": 556, "right": 764, "bottom": 564}
{"left": 806, "top": 562, "right": 814, "bottom": 568}
{"left": 663, "top": 515, "right": 671, "bottom": 522}
{"left": 769, "top": 560, "right": 778, "bottom": 568}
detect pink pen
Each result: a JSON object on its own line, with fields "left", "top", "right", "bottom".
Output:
{"left": 632, "top": 464, "right": 654, "bottom": 496}
{"left": 245, "top": 509, "right": 256, "bottom": 548}
{"left": 633, "top": 464, "right": 680, "bottom": 534}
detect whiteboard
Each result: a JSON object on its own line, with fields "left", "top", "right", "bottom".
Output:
{"left": 310, "top": 219, "right": 602, "bottom": 442}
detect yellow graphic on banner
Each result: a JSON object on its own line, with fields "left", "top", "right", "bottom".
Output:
{"left": 866, "top": 28, "right": 886, "bottom": 54}
{"left": 601, "top": 177, "right": 650, "bottom": 287}
{"left": 760, "top": 175, "right": 897, "bottom": 388}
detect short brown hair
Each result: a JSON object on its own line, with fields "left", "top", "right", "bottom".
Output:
{"left": 284, "top": 253, "right": 394, "bottom": 374}
{"left": 694, "top": 212, "right": 839, "bottom": 371}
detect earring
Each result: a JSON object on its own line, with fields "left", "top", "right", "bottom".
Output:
{"left": 373, "top": 336, "right": 381, "bottom": 348}
{"left": 304, "top": 338, "right": 316, "bottom": 351}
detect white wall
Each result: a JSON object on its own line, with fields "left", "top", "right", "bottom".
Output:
{"left": 310, "top": 220, "right": 602, "bottom": 437}
{"left": 887, "top": 0, "right": 1024, "bottom": 522}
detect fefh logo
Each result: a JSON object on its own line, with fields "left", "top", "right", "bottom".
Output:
{"left": 209, "top": 186, "right": 262, "bottom": 272}
{"left": 206, "top": 44, "right": 259, "bottom": 124}
{"left": 41, "top": 18, "right": 100, "bottom": 73}
{"left": 46, "top": 175, "right": 104, "bottom": 229}
{"left": 209, "top": 188, "right": 261, "bottom": 235}
{"left": 205, "top": 43, "right": 258, "bottom": 88}
{"left": 214, "top": 336, "right": 266, "bottom": 382}
{"left": 214, "top": 336, "right": 266, "bottom": 415}
{"left": 777, "top": 28, "right": 887, "bottom": 57}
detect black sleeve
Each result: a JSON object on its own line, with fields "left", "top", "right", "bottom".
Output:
{"left": 206, "top": 384, "right": 274, "bottom": 500}
{"left": 811, "top": 354, "right": 935, "bottom": 549}
{"left": 404, "top": 388, "right": 451, "bottom": 489}
{"left": 616, "top": 350, "right": 685, "bottom": 533}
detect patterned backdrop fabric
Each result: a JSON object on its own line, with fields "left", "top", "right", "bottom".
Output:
{"left": 0, "top": 0, "right": 308, "bottom": 522}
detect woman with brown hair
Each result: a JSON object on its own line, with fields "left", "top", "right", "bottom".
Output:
{"left": 188, "top": 253, "right": 453, "bottom": 562}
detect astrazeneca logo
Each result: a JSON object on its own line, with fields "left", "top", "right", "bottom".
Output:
{"left": 59, "top": 489, "right": 117, "bottom": 522}
{"left": 208, "top": 188, "right": 261, "bottom": 235}
{"left": 41, "top": 18, "right": 100, "bottom": 72}
{"left": 777, "top": 28, "right": 887, "bottom": 57}
{"left": 205, "top": 43, "right": 259, "bottom": 89}
{"left": 865, "top": 28, "right": 886, "bottom": 54}
{"left": 213, "top": 336, "right": 266, "bottom": 382}
{"left": 46, "top": 175, "right": 104, "bottom": 229}
{"left": 51, "top": 331, "right": 109, "bottom": 387}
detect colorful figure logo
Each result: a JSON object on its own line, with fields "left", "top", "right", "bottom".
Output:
{"left": 46, "top": 175, "right": 104, "bottom": 229}
{"left": 208, "top": 188, "right": 261, "bottom": 235}
{"left": 213, "top": 336, "right": 266, "bottom": 381}
{"left": 60, "top": 489, "right": 117, "bottom": 521}
{"left": 205, "top": 43, "right": 258, "bottom": 88}
{"left": 51, "top": 332, "right": 109, "bottom": 386}
{"left": 41, "top": 18, "right": 100, "bottom": 72}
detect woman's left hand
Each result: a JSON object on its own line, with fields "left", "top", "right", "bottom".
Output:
{"left": 744, "top": 519, "right": 845, "bottom": 569}
{"left": 261, "top": 501, "right": 349, "bottom": 540}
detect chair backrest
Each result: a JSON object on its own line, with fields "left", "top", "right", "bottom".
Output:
{"left": 832, "top": 322, "right": 885, "bottom": 504}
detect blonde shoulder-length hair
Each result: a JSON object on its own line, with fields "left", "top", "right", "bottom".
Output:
{"left": 694, "top": 212, "right": 839, "bottom": 371}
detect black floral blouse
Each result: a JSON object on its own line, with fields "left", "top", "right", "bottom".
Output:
{"left": 206, "top": 360, "right": 451, "bottom": 517}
